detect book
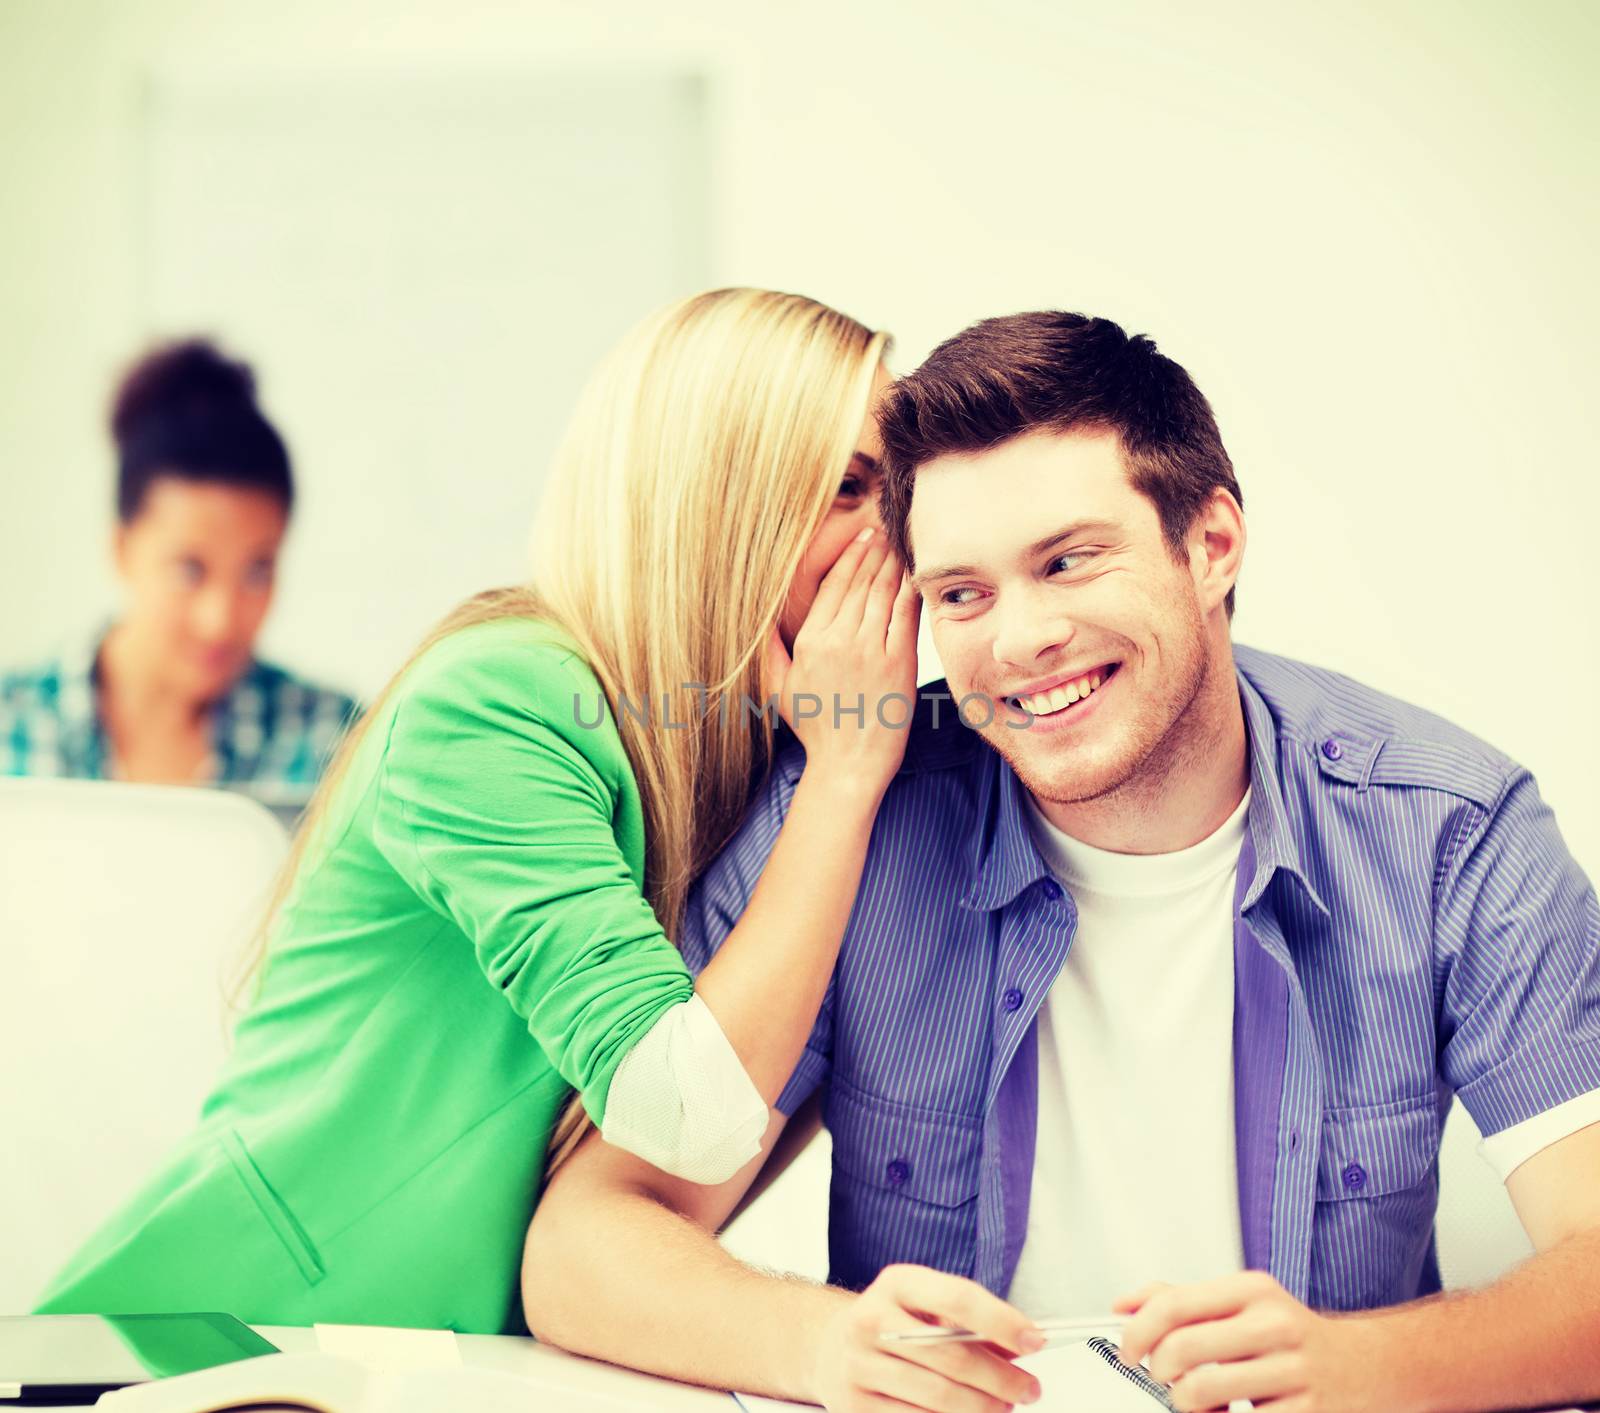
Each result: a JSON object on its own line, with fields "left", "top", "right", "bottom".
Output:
{"left": 94, "top": 1351, "right": 653, "bottom": 1412}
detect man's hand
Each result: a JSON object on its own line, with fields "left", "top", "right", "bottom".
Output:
{"left": 1115, "top": 1272, "right": 1387, "bottom": 1413}
{"left": 811, "top": 1264, "right": 1046, "bottom": 1412}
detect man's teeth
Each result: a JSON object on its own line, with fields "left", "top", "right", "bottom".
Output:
{"left": 1017, "top": 672, "right": 1104, "bottom": 716}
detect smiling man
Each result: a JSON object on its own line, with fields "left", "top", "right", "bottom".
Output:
{"left": 523, "top": 313, "right": 1600, "bottom": 1413}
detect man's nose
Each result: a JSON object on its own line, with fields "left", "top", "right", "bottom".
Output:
{"left": 990, "top": 584, "right": 1075, "bottom": 670}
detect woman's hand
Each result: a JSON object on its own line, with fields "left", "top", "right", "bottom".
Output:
{"left": 765, "top": 526, "right": 920, "bottom": 804}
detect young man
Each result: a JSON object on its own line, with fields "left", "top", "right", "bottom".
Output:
{"left": 523, "top": 314, "right": 1600, "bottom": 1413}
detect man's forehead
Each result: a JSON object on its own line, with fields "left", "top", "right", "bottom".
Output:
{"left": 908, "top": 427, "right": 1135, "bottom": 569}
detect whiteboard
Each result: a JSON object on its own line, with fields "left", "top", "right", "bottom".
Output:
{"left": 138, "top": 66, "right": 711, "bottom": 698}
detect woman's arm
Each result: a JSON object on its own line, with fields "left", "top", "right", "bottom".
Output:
{"left": 371, "top": 531, "right": 915, "bottom": 1180}
{"left": 596, "top": 529, "right": 918, "bottom": 1177}
{"left": 693, "top": 528, "right": 917, "bottom": 1100}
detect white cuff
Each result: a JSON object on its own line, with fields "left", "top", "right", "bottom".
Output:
{"left": 601, "top": 994, "right": 769, "bottom": 1184}
{"left": 1479, "top": 1087, "right": 1600, "bottom": 1181}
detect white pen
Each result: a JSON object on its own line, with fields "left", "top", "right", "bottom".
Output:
{"left": 880, "top": 1314, "right": 1127, "bottom": 1347}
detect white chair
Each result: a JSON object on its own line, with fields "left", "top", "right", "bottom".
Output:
{"left": 1436, "top": 1098, "right": 1534, "bottom": 1289}
{"left": 0, "top": 778, "right": 290, "bottom": 1312}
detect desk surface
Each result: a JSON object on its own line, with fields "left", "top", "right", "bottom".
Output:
{"left": 29, "top": 1322, "right": 1595, "bottom": 1413}
{"left": 46, "top": 1324, "right": 762, "bottom": 1411}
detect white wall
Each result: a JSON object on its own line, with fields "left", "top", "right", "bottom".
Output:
{"left": 2, "top": 2, "right": 1592, "bottom": 866}
{"left": 133, "top": 65, "right": 710, "bottom": 691}
{"left": 2, "top": 0, "right": 1596, "bottom": 1282}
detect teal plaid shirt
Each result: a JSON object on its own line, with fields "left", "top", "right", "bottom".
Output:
{"left": 1, "top": 625, "right": 360, "bottom": 815}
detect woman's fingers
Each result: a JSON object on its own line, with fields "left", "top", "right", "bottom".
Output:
{"left": 858, "top": 536, "right": 907, "bottom": 639}
{"left": 886, "top": 570, "right": 920, "bottom": 654}
{"left": 806, "top": 526, "right": 879, "bottom": 631}
{"left": 831, "top": 533, "right": 894, "bottom": 631}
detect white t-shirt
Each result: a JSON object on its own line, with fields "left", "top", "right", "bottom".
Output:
{"left": 1006, "top": 788, "right": 1600, "bottom": 1318}
{"left": 1007, "top": 790, "right": 1252, "bottom": 1316}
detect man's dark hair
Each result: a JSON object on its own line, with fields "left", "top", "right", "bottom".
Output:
{"left": 110, "top": 338, "right": 294, "bottom": 523}
{"left": 876, "top": 312, "right": 1242, "bottom": 614}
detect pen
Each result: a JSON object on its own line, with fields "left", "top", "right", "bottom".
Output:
{"left": 879, "top": 1314, "right": 1127, "bottom": 1346}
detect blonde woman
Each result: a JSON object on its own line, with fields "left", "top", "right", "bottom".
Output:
{"left": 35, "top": 289, "right": 916, "bottom": 1334}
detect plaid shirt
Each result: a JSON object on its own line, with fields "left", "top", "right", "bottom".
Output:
{"left": 1, "top": 625, "right": 360, "bottom": 815}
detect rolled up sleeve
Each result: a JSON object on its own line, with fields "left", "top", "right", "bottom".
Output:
{"left": 371, "top": 633, "right": 693, "bottom": 1129}
{"left": 1437, "top": 769, "right": 1600, "bottom": 1138}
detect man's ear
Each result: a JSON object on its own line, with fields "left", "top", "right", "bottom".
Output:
{"left": 1188, "top": 487, "right": 1245, "bottom": 614}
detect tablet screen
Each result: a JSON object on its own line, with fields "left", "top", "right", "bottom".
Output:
{"left": 0, "top": 1313, "right": 277, "bottom": 1392}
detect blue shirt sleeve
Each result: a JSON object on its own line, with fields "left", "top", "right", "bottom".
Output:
{"left": 1437, "top": 768, "right": 1600, "bottom": 1135}
{"left": 677, "top": 741, "right": 836, "bottom": 1115}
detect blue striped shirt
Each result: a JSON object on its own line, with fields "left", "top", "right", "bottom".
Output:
{"left": 1, "top": 624, "right": 360, "bottom": 817}
{"left": 679, "top": 646, "right": 1600, "bottom": 1309}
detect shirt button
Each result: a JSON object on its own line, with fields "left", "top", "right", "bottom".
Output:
{"left": 1342, "top": 1162, "right": 1367, "bottom": 1192}
{"left": 1321, "top": 738, "right": 1344, "bottom": 761}
{"left": 886, "top": 1159, "right": 911, "bottom": 1187}
{"left": 1039, "top": 878, "right": 1063, "bottom": 902}
{"left": 1002, "top": 987, "right": 1025, "bottom": 1013}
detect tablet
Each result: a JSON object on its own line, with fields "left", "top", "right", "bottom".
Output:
{"left": 0, "top": 1314, "right": 278, "bottom": 1405}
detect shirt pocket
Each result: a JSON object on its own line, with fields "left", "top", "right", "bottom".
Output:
{"left": 825, "top": 1077, "right": 983, "bottom": 1290}
{"left": 1308, "top": 1096, "right": 1441, "bottom": 1310}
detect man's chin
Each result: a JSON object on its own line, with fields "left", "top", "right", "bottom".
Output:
{"left": 986, "top": 728, "right": 1138, "bottom": 807}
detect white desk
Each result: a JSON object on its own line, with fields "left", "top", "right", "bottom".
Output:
{"left": 46, "top": 1324, "right": 762, "bottom": 1411}
{"left": 28, "top": 1321, "right": 1598, "bottom": 1413}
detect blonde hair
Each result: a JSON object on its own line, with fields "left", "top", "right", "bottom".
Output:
{"left": 231, "top": 288, "right": 889, "bottom": 1173}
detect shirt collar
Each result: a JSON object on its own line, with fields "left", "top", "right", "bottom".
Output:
{"left": 957, "top": 663, "right": 1332, "bottom": 919}
{"left": 1238, "top": 668, "right": 1331, "bottom": 918}
{"left": 958, "top": 745, "right": 1056, "bottom": 913}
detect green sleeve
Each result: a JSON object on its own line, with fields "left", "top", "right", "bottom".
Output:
{"left": 369, "top": 622, "right": 694, "bottom": 1126}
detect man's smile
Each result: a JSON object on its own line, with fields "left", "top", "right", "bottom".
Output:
{"left": 1003, "top": 661, "right": 1122, "bottom": 721}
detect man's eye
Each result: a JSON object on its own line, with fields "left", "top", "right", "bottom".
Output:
{"left": 1049, "top": 551, "right": 1092, "bottom": 574}
{"left": 940, "top": 586, "right": 981, "bottom": 607}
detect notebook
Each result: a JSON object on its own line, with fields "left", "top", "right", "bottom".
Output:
{"left": 1025, "top": 1338, "right": 1181, "bottom": 1410}
{"left": 92, "top": 1351, "right": 647, "bottom": 1413}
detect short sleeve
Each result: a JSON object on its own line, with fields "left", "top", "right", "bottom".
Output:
{"left": 678, "top": 739, "right": 835, "bottom": 1115}
{"left": 1437, "top": 768, "right": 1600, "bottom": 1137}
{"left": 370, "top": 625, "right": 694, "bottom": 1127}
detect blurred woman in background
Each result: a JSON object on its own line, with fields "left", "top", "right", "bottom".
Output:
{"left": 0, "top": 340, "right": 359, "bottom": 814}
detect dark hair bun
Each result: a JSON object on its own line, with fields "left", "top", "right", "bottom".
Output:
{"left": 110, "top": 340, "right": 258, "bottom": 447}
{"left": 109, "top": 337, "right": 294, "bottom": 522}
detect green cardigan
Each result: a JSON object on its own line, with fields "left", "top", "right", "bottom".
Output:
{"left": 36, "top": 618, "right": 695, "bottom": 1334}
